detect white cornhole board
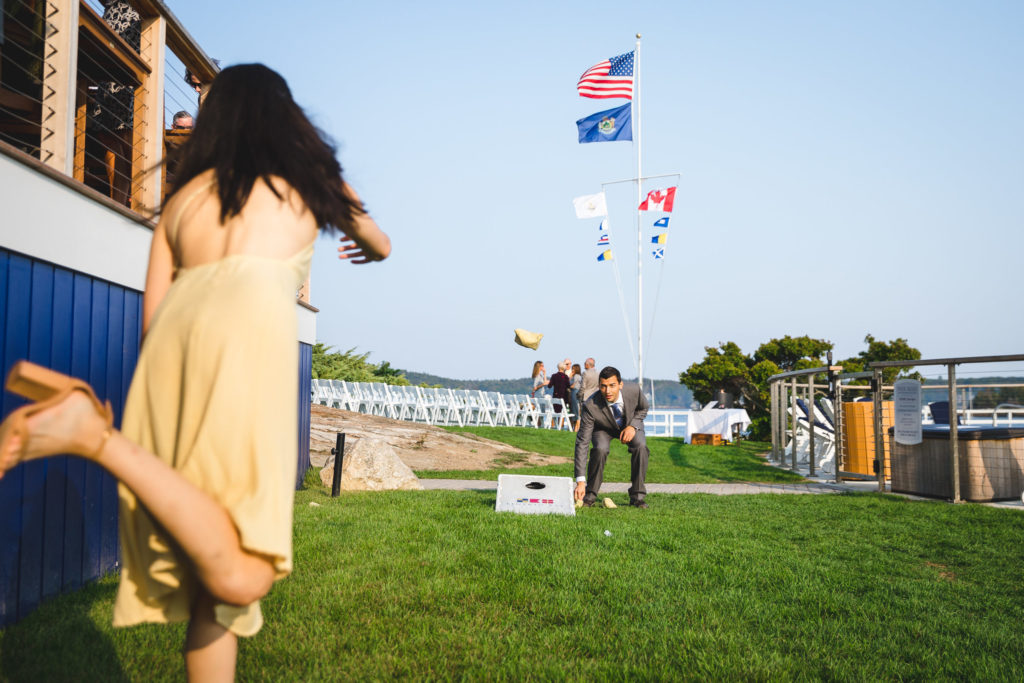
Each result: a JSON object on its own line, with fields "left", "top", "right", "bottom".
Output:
{"left": 495, "top": 474, "right": 576, "bottom": 516}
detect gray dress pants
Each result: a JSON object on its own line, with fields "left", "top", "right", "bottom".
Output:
{"left": 583, "top": 428, "right": 649, "bottom": 504}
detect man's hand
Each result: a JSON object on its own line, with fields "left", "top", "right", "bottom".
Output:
{"left": 574, "top": 481, "right": 586, "bottom": 502}
{"left": 619, "top": 425, "right": 636, "bottom": 443}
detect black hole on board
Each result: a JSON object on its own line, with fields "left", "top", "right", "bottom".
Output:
{"left": 525, "top": 482, "right": 546, "bottom": 490}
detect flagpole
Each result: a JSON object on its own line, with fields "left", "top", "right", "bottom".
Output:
{"left": 634, "top": 33, "right": 643, "bottom": 386}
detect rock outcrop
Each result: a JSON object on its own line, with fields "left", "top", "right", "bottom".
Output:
{"left": 319, "top": 437, "right": 424, "bottom": 491}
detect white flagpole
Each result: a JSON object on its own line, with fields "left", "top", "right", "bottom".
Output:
{"left": 634, "top": 33, "right": 643, "bottom": 386}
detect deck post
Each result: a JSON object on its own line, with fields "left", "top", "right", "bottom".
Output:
{"left": 948, "top": 363, "right": 961, "bottom": 503}
{"left": 789, "top": 377, "right": 798, "bottom": 470}
{"left": 769, "top": 381, "right": 777, "bottom": 461}
{"left": 807, "top": 377, "right": 815, "bottom": 477}
{"left": 873, "top": 369, "right": 885, "bottom": 492}
{"left": 133, "top": 14, "right": 166, "bottom": 212}
{"left": 40, "top": 0, "right": 80, "bottom": 174}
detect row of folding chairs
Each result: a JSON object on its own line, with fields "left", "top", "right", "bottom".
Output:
{"left": 311, "top": 380, "right": 574, "bottom": 430}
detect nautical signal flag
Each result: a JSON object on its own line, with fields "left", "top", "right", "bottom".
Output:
{"left": 638, "top": 187, "right": 677, "bottom": 212}
{"left": 573, "top": 192, "right": 608, "bottom": 219}
{"left": 577, "top": 102, "right": 632, "bottom": 143}
{"left": 653, "top": 216, "right": 670, "bottom": 228}
{"left": 598, "top": 234, "right": 609, "bottom": 246}
{"left": 651, "top": 233, "right": 667, "bottom": 244}
{"left": 652, "top": 248, "right": 665, "bottom": 259}
{"left": 597, "top": 250, "right": 613, "bottom": 262}
{"left": 577, "top": 51, "right": 634, "bottom": 99}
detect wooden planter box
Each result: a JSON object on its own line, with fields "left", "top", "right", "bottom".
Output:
{"left": 889, "top": 427, "right": 1024, "bottom": 501}
{"left": 691, "top": 433, "right": 722, "bottom": 446}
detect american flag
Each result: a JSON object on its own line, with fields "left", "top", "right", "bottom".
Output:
{"left": 577, "top": 51, "right": 634, "bottom": 99}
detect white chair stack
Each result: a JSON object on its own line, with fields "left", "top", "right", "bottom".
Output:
{"left": 310, "top": 379, "right": 575, "bottom": 430}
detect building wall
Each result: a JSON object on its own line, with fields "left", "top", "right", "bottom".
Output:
{"left": 0, "top": 148, "right": 318, "bottom": 628}
{"left": 0, "top": 248, "right": 139, "bottom": 627}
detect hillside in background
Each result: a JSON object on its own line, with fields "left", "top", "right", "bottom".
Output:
{"left": 402, "top": 371, "right": 694, "bottom": 408}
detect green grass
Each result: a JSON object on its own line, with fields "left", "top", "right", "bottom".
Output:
{"left": 420, "top": 427, "right": 802, "bottom": 484}
{"left": 2, "top": 486, "right": 1023, "bottom": 680}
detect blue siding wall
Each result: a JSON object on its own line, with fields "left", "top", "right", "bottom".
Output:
{"left": 0, "top": 248, "right": 140, "bottom": 628}
{"left": 296, "top": 342, "right": 312, "bottom": 489}
{"left": 0, "top": 247, "right": 314, "bottom": 629}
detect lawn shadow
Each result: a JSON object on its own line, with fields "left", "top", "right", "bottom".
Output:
{"left": 0, "top": 579, "right": 129, "bottom": 682}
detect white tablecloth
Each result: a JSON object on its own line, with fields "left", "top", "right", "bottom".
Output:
{"left": 685, "top": 409, "right": 751, "bottom": 443}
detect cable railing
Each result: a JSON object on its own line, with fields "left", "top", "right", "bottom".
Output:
{"left": 0, "top": 0, "right": 55, "bottom": 160}
{"left": 1, "top": 0, "right": 218, "bottom": 214}
{"left": 768, "top": 353, "right": 1024, "bottom": 503}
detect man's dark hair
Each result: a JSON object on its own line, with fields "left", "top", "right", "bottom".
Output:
{"left": 598, "top": 366, "right": 621, "bottom": 382}
{"left": 165, "top": 63, "right": 363, "bottom": 235}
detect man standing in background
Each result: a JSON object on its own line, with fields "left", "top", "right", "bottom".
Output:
{"left": 580, "top": 358, "right": 599, "bottom": 401}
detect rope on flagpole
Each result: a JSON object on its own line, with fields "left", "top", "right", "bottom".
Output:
{"left": 644, "top": 234, "right": 668, "bottom": 362}
{"left": 610, "top": 254, "right": 638, "bottom": 376}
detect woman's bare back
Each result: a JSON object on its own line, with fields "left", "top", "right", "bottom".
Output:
{"left": 166, "top": 169, "right": 319, "bottom": 269}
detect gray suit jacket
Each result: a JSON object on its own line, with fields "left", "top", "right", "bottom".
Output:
{"left": 574, "top": 383, "right": 649, "bottom": 478}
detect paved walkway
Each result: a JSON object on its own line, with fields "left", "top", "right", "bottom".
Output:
{"left": 421, "top": 474, "right": 1024, "bottom": 510}
{"left": 421, "top": 479, "right": 852, "bottom": 496}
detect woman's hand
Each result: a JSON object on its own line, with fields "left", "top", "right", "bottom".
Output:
{"left": 337, "top": 237, "right": 387, "bottom": 264}
{"left": 337, "top": 182, "right": 391, "bottom": 264}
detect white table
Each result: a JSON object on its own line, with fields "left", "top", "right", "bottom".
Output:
{"left": 685, "top": 408, "right": 751, "bottom": 443}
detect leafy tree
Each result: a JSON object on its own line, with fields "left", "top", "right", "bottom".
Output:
{"left": 753, "top": 335, "right": 832, "bottom": 372}
{"left": 679, "top": 335, "right": 921, "bottom": 440}
{"left": 311, "top": 343, "right": 410, "bottom": 385}
{"left": 838, "top": 334, "right": 922, "bottom": 384}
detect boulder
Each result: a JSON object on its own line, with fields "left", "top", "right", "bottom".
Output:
{"left": 319, "top": 437, "right": 424, "bottom": 491}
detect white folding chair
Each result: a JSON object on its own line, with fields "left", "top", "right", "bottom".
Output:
{"left": 553, "top": 398, "right": 573, "bottom": 430}
{"left": 328, "top": 380, "right": 351, "bottom": 410}
{"left": 345, "top": 381, "right": 373, "bottom": 414}
{"left": 476, "top": 391, "right": 498, "bottom": 427}
{"left": 395, "top": 385, "right": 419, "bottom": 421}
{"left": 311, "top": 379, "right": 330, "bottom": 406}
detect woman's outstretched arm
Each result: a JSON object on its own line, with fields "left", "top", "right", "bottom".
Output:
{"left": 337, "top": 182, "right": 391, "bottom": 264}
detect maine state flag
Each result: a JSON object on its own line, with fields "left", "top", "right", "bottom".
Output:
{"left": 576, "top": 102, "right": 632, "bottom": 144}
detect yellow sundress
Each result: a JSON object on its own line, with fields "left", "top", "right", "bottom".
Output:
{"left": 112, "top": 181, "right": 313, "bottom": 636}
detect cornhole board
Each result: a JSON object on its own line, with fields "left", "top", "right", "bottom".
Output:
{"left": 495, "top": 474, "right": 575, "bottom": 516}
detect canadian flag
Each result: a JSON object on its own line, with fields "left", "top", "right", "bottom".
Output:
{"left": 638, "top": 187, "right": 677, "bottom": 212}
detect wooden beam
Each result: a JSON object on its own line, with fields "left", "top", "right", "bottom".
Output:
{"left": 132, "top": 15, "right": 166, "bottom": 213}
{"left": 40, "top": 0, "right": 81, "bottom": 174}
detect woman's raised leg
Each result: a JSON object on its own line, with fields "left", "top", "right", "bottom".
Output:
{"left": 1, "top": 389, "right": 275, "bottom": 608}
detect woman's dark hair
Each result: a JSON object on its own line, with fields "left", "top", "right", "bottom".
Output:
{"left": 166, "top": 63, "right": 361, "bottom": 234}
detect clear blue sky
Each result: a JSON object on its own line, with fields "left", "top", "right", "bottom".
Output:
{"left": 164, "top": 0, "right": 1023, "bottom": 381}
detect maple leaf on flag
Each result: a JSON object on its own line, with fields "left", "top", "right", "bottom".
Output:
{"left": 638, "top": 187, "right": 677, "bottom": 212}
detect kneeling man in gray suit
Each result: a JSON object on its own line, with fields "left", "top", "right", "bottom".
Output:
{"left": 573, "top": 366, "right": 650, "bottom": 508}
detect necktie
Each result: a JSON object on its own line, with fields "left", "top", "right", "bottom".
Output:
{"left": 611, "top": 403, "right": 623, "bottom": 427}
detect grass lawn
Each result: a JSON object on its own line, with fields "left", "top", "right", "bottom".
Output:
{"left": 420, "top": 427, "right": 803, "bottom": 484}
{"left": 2, "top": 485, "right": 1023, "bottom": 680}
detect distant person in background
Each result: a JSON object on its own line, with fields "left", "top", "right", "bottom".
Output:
{"left": 568, "top": 363, "right": 583, "bottom": 431}
{"left": 548, "top": 361, "right": 571, "bottom": 415}
{"left": 580, "top": 357, "right": 599, "bottom": 401}
{"left": 531, "top": 360, "right": 548, "bottom": 397}
{"left": 172, "top": 110, "right": 194, "bottom": 129}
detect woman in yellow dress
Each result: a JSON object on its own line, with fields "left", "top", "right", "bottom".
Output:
{"left": 0, "top": 63, "right": 390, "bottom": 681}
